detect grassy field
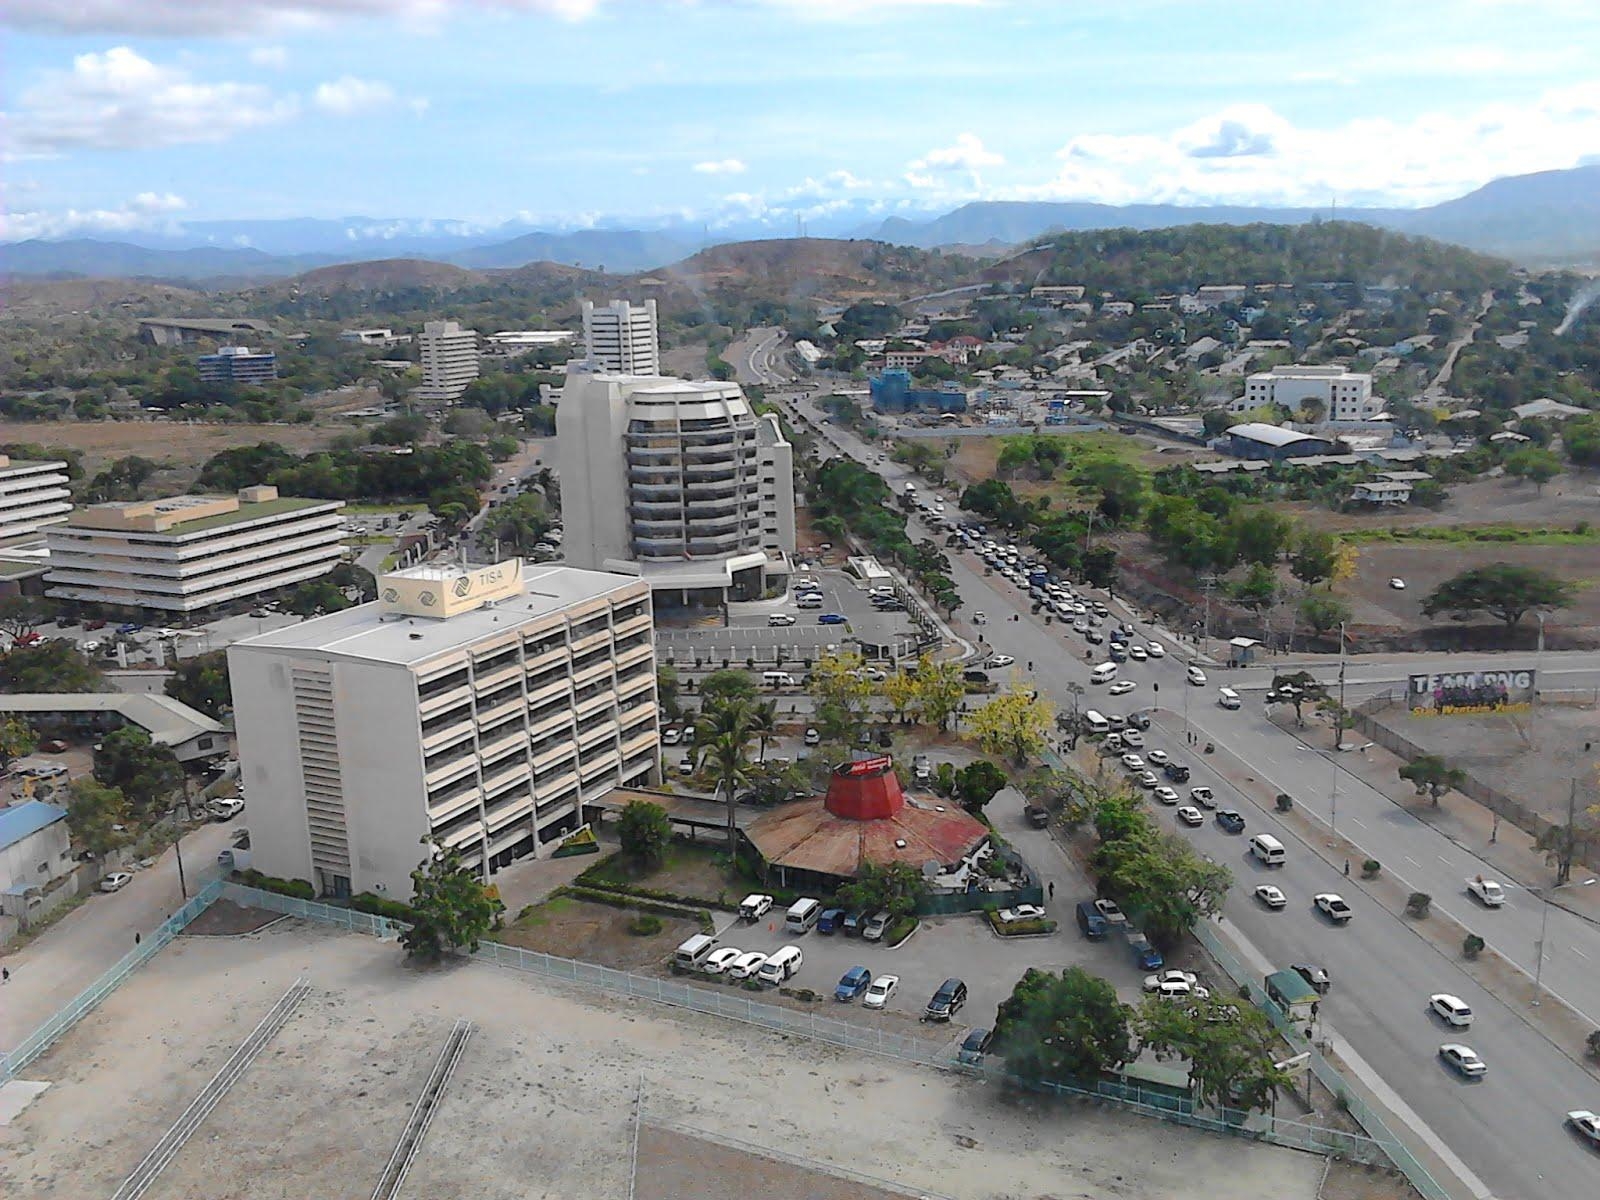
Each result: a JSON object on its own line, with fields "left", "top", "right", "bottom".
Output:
{"left": 944, "top": 429, "right": 1181, "bottom": 507}
{"left": 0, "top": 418, "right": 342, "bottom": 477}
{"left": 1338, "top": 523, "right": 1600, "bottom": 546}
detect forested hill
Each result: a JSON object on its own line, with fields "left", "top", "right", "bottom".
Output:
{"left": 991, "top": 221, "right": 1514, "bottom": 297}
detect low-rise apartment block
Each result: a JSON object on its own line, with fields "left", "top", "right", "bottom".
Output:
{"left": 0, "top": 454, "right": 73, "bottom": 544}
{"left": 1238, "top": 365, "right": 1379, "bottom": 423}
{"left": 45, "top": 486, "right": 344, "bottom": 614}
{"left": 228, "top": 560, "right": 659, "bottom": 898}
{"left": 196, "top": 345, "right": 278, "bottom": 386}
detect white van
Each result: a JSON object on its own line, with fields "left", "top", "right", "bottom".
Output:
{"left": 1090, "top": 662, "right": 1119, "bottom": 685}
{"left": 674, "top": 933, "right": 718, "bottom": 969}
{"left": 796, "top": 593, "right": 823, "bottom": 609}
{"left": 784, "top": 897, "right": 822, "bottom": 934}
{"left": 1084, "top": 710, "right": 1111, "bottom": 735}
{"left": 1218, "top": 687, "right": 1242, "bottom": 710}
{"left": 763, "top": 671, "right": 797, "bottom": 688}
{"left": 756, "top": 945, "right": 803, "bottom": 984}
{"left": 1249, "top": 834, "right": 1286, "bottom": 867}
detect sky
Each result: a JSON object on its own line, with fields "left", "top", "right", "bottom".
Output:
{"left": 3, "top": 0, "right": 1600, "bottom": 242}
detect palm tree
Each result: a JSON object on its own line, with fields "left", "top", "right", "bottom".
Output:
{"left": 693, "top": 698, "right": 756, "bottom": 860}
{"left": 747, "top": 700, "right": 777, "bottom": 764}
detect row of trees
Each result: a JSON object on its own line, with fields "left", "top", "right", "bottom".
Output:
{"left": 1091, "top": 790, "right": 1232, "bottom": 948}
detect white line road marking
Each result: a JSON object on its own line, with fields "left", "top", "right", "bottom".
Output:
{"left": 1572, "top": 946, "right": 1590, "bottom": 960}
{"left": 1345, "top": 817, "right": 1365, "bottom": 829}
{"left": 1405, "top": 856, "right": 1421, "bottom": 867}
{"left": 1438, "top": 855, "right": 1452, "bottom": 864}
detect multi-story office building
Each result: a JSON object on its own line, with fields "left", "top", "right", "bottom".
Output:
{"left": 0, "top": 454, "right": 72, "bottom": 544}
{"left": 581, "top": 299, "right": 660, "bottom": 375}
{"left": 228, "top": 559, "right": 659, "bottom": 898}
{"left": 558, "top": 372, "right": 794, "bottom": 605}
{"left": 196, "top": 345, "right": 278, "bottom": 386}
{"left": 417, "top": 320, "right": 481, "bottom": 403}
{"left": 45, "top": 486, "right": 344, "bottom": 614}
{"left": 1237, "top": 365, "right": 1379, "bottom": 423}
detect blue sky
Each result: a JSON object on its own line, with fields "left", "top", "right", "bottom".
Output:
{"left": 4, "top": 0, "right": 1600, "bottom": 241}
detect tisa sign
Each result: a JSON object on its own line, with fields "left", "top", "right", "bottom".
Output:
{"left": 1408, "top": 669, "right": 1535, "bottom": 717}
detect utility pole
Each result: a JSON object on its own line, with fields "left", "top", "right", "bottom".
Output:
{"left": 1200, "top": 574, "right": 1216, "bottom": 643}
{"left": 1335, "top": 621, "right": 1348, "bottom": 751}
{"left": 1559, "top": 777, "right": 1577, "bottom": 886}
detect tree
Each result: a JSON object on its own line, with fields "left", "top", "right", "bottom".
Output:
{"left": 699, "top": 668, "right": 758, "bottom": 707}
{"left": 809, "top": 650, "right": 875, "bottom": 744}
{"left": 1422, "top": 563, "right": 1574, "bottom": 630}
{"left": 0, "top": 716, "right": 38, "bottom": 772}
{"left": 618, "top": 799, "right": 672, "bottom": 869}
{"left": 0, "top": 594, "right": 47, "bottom": 640}
{"left": 478, "top": 492, "right": 551, "bottom": 555}
{"left": 1398, "top": 755, "right": 1467, "bottom": 806}
{"left": 1535, "top": 814, "right": 1599, "bottom": 887}
{"left": 993, "top": 966, "right": 1133, "bottom": 1085}
{"left": 836, "top": 859, "right": 929, "bottom": 920}
{"left": 1267, "top": 671, "right": 1326, "bottom": 727}
{"left": 1289, "top": 530, "right": 1340, "bottom": 589}
{"left": 0, "top": 640, "right": 104, "bottom": 693}
{"left": 1298, "top": 593, "right": 1351, "bottom": 638}
{"left": 656, "top": 664, "right": 681, "bottom": 719}
{"left": 969, "top": 683, "right": 1055, "bottom": 765}
{"left": 954, "top": 759, "right": 1009, "bottom": 814}
{"left": 65, "top": 777, "right": 129, "bottom": 864}
{"left": 1504, "top": 446, "right": 1561, "bottom": 493}
{"left": 693, "top": 699, "right": 756, "bottom": 860}
{"left": 92, "top": 726, "right": 183, "bottom": 820}
{"left": 882, "top": 668, "right": 922, "bottom": 725}
{"left": 284, "top": 578, "right": 355, "bottom": 617}
{"left": 1093, "top": 825, "right": 1232, "bottom": 948}
{"left": 164, "top": 651, "right": 232, "bottom": 719}
{"left": 400, "top": 838, "right": 505, "bottom": 961}
{"left": 909, "top": 654, "right": 964, "bottom": 731}
{"left": 1135, "top": 994, "right": 1291, "bottom": 1113}
{"left": 747, "top": 700, "right": 777, "bottom": 763}
{"left": 1230, "top": 563, "right": 1277, "bottom": 610}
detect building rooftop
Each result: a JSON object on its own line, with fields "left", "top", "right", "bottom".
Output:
{"left": 65, "top": 493, "right": 338, "bottom": 536}
{"left": 230, "top": 562, "right": 647, "bottom": 668}
{"left": 1225, "top": 422, "right": 1320, "bottom": 447}
{"left": 138, "top": 317, "right": 277, "bottom": 335}
{"left": 0, "top": 693, "right": 224, "bottom": 747}
{"left": 0, "top": 800, "right": 68, "bottom": 852}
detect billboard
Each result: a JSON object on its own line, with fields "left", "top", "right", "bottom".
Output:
{"left": 1407, "top": 668, "right": 1535, "bottom": 717}
{"left": 837, "top": 755, "right": 893, "bottom": 777}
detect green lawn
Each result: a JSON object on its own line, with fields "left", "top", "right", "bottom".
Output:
{"left": 1340, "top": 524, "right": 1600, "bottom": 547}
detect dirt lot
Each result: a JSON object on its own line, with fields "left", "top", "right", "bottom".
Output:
{"left": 0, "top": 419, "right": 342, "bottom": 478}
{"left": 1, "top": 920, "right": 1328, "bottom": 1200}
{"left": 1336, "top": 541, "right": 1600, "bottom": 636}
{"left": 499, "top": 895, "right": 705, "bottom": 970}
{"left": 1288, "top": 473, "right": 1600, "bottom": 534}
{"left": 946, "top": 429, "right": 1192, "bottom": 508}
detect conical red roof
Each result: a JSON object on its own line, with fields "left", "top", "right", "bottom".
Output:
{"left": 823, "top": 756, "right": 904, "bottom": 821}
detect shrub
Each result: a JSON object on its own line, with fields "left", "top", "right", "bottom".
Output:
{"left": 1462, "top": 934, "right": 1485, "bottom": 960}
{"left": 885, "top": 915, "right": 919, "bottom": 946}
{"left": 1406, "top": 892, "right": 1432, "bottom": 918}
{"left": 351, "top": 891, "right": 417, "bottom": 922}
{"left": 1361, "top": 859, "right": 1381, "bottom": 879}
{"left": 627, "top": 914, "right": 664, "bottom": 937}
{"left": 236, "top": 869, "right": 315, "bottom": 900}
{"left": 1275, "top": 793, "right": 1293, "bottom": 812}
{"left": 1587, "top": 1029, "right": 1600, "bottom": 1061}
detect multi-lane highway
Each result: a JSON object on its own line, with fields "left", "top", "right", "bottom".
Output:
{"left": 774, "top": 383, "right": 1600, "bottom": 1199}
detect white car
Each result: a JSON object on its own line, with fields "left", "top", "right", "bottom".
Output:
{"left": 1466, "top": 877, "right": 1506, "bottom": 907}
{"left": 1189, "top": 786, "right": 1217, "bottom": 809}
{"left": 1389, "top": 577, "right": 1407, "bottom": 590}
{"left": 99, "top": 871, "right": 133, "bottom": 892}
{"left": 1119, "top": 730, "right": 1145, "bottom": 748}
{"left": 1144, "top": 969, "right": 1199, "bottom": 992}
{"left": 768, "top": 613, "right": 797, "bottom": 627}
{"left": 1187, "top": 665, "right": 1208, "bottom": 686}
{"left": 863, "top": 974, "right": 899, "bottom": 1009}
{"left": 1136, "top": 771, "right": 1159, "bottom": 789}
{"left": 1153, "top": 786, "right": 1180, "bottom": 805}
{"left": 1127, "top": 645, "right": 1148, "bottom": 661}
{"left": 738, "top": 893, "right": 774, "bottom": 921}
{"left": 728, "top": 952, "right": 769, "bottom": 980}
{"left": 1254, "top": 884, "right": 1287, "bottom": 909}
{"left": 989, "top": 654, "right": 1015, "bottom": 667}
{"left": 1315, "top": 893, "right": 1354, "bottom": 923}
{"left": 702, "top": 947, "right": 744, "bottom": 975}
{"left": 1566, "top": 1110, "right": 1600, "bottom": 1146}
{"left": 1438, "top": 1043, "right": 1486, "bottom": 1078}
{"left": 803, "top": 727, "right": 820, "bottom": 746}
{"left": 997, "top": 904, "right": 1047, "bottom": 923}
{"left": 661, "top": 726, "right": 683, "bottom": 745}
{"left": 973, "top": 612, "right": 988, "bottom": 625}
{"left": 1176, "top": 805, "right": 1203, "bottom": 826}
{"left": 1094, "top": 898, "right": 1126, "bottom": 925}
{"left": 1108, "top": 680, "right": 1137, "bottom": 696}
{"left": 1120, "top": 753, "right": 1145, "bottom": 771}
{"left": 1429, "top": 993, "right": 1474, "bottom": 1027}
{"left": 1146, "top": 749, "right": 1169, "bottom": 766}
{"left": 1146, "top": 642, "right": 1166, "bottom": 658}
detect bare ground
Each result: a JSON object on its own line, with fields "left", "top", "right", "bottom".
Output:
{"left": 498, "top": 896, "right": 705, "bottom": 969}
{"left": 2, "top": 921, "right": 1328, "bottom": 1200}
{"left": 0, "top": 419, "right": 342, "bottom": 478}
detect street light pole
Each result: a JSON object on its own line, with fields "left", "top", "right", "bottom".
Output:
{"left": 1334, "top": 621, "right": 1348, "bottom": 752}
{"left": 1535, "top": 611, "right": 1546, "bottom": 706}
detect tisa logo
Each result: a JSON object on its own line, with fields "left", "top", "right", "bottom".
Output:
{"left": 452, "top": 575, "right": 473, "bottom": 597}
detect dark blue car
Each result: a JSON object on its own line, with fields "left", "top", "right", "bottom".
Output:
{"left": 1215, "top": 809, "right": 1247, "bottom": 834}
{"left": 818, "top": 613, "right": 847, "bottom": 625}
{"left": 834, "top": 965, "right": 872, "bottom": 1001}
{"left": 1127, "top": 931, "right": 1164, "bottom": 971}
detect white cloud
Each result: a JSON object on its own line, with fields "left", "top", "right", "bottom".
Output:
{"left": 909, "top": 131, "right": 1003, "bottom": 173}
{"left": 313, "top": 76, "right": 399, "bottom": 115}
{"left": 693, "top": 158, "right": 748, "bottom": 175}
{"left": 2, "top": 1, "right": 602, "bottom": 37}
{"left": 0, "top": 190, "right": 187, "bottom": 241}
{"left": 6, "top": 46, "right": 299, "bottom": 156}
{"left": 1014, "top": 89, "right": 1600, "bottom": 207}
{"left": 248, "top": 46, "right": 289, "bottom": 68}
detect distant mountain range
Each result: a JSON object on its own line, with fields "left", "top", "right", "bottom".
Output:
{"left": 4, "top": 165, "right": 1598, "bottom": 282}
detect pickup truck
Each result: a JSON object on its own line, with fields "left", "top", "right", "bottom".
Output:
{"left": 1024, "top": 804, "right": 1050, "bottom": 829}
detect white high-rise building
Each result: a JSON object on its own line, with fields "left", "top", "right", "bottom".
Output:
{"left": 582, "top": 299, "right": 660, "bottom": 375}
{"left": 417, "top": 320, "right": 480, "bottom": 403}
{"left": 228, "top": 559, "right": 660, "bottom": 899}
{"left": 1238, "top": 365, "right": 1379, "bottom": 423}
{"left": 45, "top": 486, "right": 344, "bottom": 614}
{"left": 557, "top": 372, "right": 794, "bottom": 606}
{"left": 0, "top": 454, "right": 72, "bottom": 545}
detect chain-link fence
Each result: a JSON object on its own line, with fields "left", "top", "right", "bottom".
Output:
{"left": 1, "top": 878, "right": 224, "bottom": 1085}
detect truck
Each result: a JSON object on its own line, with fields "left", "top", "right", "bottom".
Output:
{"left": 1024, "top": 804, "right": 1051, "bottom": 829}
{"left": 1264, "top": 969, "right": 1319, "bottom": 1023}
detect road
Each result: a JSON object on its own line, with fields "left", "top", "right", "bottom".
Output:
{"left": 1429, "top": 290, "right": 1495, "bottom": 396}
{"left": 732, "top": 326, "right": 792, "bottom": 386}
{"left": 775, "top": 384, "right": 1600, "bottom": 1199}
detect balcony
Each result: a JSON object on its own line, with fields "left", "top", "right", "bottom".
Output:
{"left": 418, "top": 683, "right": 472, "bottom": 720}
{"left": 621, "top": 729, "right": 659, "bottom": 759}
{"left": 535, "top": 770, "right": 580, "bottom": 805}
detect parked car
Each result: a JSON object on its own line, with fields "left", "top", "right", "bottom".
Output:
{"left": 817, "top": 907, "right": 846, "bottom": 934}
{"left": 727, "top": 952, "right": 769, "bottom": 980}
{"left": 1291, "top": 963, "right": 1332, "bottom": 994}
{"left": 996, "top": 904, "right": 1046, "bottom": 924}
{"left": 862, "top": 911, "right": 891, "bottom": 941}
{"left": 738, "top": 893, "right": 773, "bottom": 922}
{"left": 209, "top": 797, "right": 245, "bottom": 821}
{"left": 842, "top": 909, "right": 868, "bottom": 936}
{"left": 38, "top": 738, "right": 69, "bottom": 754}
{"left": 99, "top": 871, "right": 133, "bottom": 892}
{"left": 817, "top": 613, "right": 847, "bottom": 625}
{"left": 803, "top": 727, "right": 821, "bottom": 745}
{"left": 703, "top": 947, "right": 744, "bottom": 975}
{"left": 1024, "top": 804, "right": 1051, "bottom": 828}
{"left": 116, "top": 622, "right": 143, "bottom": 634}
{"left": 922, "top": 977, "right": 967, "bottom": 1022}
{"left": 1126, "top": 931, "right": 1163, "bottom": 970}
{"left": 957, "top": 1027, "right": 993, "bottom": 1065}
{"left": 660, "top": 726, "right": 682, "bottom": 745}
{"left": 834, "top": 966, "right": 873, "bottom": 1002}
{"left": 768, "top": 613, "right": 797, "bottom": 627}
{"left": 863, "top": 974, "right": 899, "bottom": 1009}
